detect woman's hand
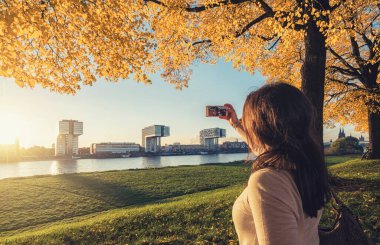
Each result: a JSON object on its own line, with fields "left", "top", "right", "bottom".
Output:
{"left": 219, "top": 103, "right": 240, "bottom": 127}
{"left": 219, "top": 104, "right": 248, "bottom": 142}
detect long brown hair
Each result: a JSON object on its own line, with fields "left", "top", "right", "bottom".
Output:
{"left": 242, "top": 82, "right": 330, "bottom": 218}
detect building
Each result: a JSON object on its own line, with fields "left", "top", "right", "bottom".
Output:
{"left": 142, "top": 125, "right": 170, "bottom": 152}
{"left": 90, "top": 142, "right": 140, "bottom": 154}
{"left": 220, "top": 141, "right": 248, "bottom": 152}
{"left": 199, "top": 128, "right": 226, "bottom": 150}
{"left": 338, "top": 128, "right": 346, "bottom": 139}
{"left": 359, "top": 134, "right": 365, "bottom": 142}
{"left": 162, "top": 144, "right": 205, "bottom": 153}
{"left": 358, "top": 134, "right": 369, "bottom": 149}
{"left": 55, "top": 120, "right": 83, "bottom": 156}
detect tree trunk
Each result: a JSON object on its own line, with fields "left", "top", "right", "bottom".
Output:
{"left": 366, "top": 107, "right": 380, "bottom": 159}
{"left": 301, "top": 22, "right": 326, "bottom": 147}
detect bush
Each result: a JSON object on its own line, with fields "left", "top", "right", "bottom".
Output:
{"left": 327, "top": 136, "right": 363, "bottom": 155}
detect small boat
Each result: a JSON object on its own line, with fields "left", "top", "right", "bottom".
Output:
{"left": 199, "top": 151, "right": 209, "bottom": 155}
{"left": 121, "top": 154, "right": 131, "bottom": 158}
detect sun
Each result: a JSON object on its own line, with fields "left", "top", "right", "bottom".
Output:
{"left": 0, "top": 108, "right": 31, "bottom": 145}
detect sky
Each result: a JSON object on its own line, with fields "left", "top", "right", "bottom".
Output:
{"left": 0, "top": 61, "right": 365, "bottom": 148}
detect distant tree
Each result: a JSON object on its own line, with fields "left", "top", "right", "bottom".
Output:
{"left": 20, "top": 146, "right": 54, "bottom": 157}
{"left": 327, "top": 136, "right": 364, "bottom": 155}
{"left": 0, "top": 0, "right": 376, "bottom": 147}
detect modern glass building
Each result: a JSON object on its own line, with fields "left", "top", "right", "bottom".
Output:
{"left": 199, "top": 128, "right": 226, "bottom": 150}
{"left": 142, "top": 125, "right": 170, "bottom": 152}
{"left": 55, "top": 120, "right": 83, "bottom": 156}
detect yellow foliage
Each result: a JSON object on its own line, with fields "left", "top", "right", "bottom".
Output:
{"left": 0, "top": 0, "right": 378, "bottom": 132}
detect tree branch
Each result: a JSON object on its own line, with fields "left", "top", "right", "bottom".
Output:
{"left": 258, "top": 34, "right": 276, "bottom": 41}
{"left": 192, "top": 39, "right": 211, "bottom": 46}
{"left": 327, "top": 46, "right": 361, "bottom": 76}
{"left": 326, "top": 76, "right": 364, "bottom": 91}
{"left": 192, "top": 12, "right": 271, "bottom": 46}
{"left": 329, "top": 0, "right": 347, "bottom": 11}
{"left": 267, "top": 36, "right": 281, "bottom": 50}
{"left": 328, "top": 65, "right": 358, "bottom": 76}
{"left": 361, "top": 33, "right": 375, "bottom": 59}
{"left": 274, "top": 10, "right": 305, "bottom": 31}
{"left": 235, "top": 12, "right": 271, "bottom": 38}
{"left": 256, "top": 0, "right": 274, "bottom": 14}
{"left": 350, "top": 36, "right": 366, "bottom": 66}
{"left": 144, "top": 0, "right": 251, "bottom": 12}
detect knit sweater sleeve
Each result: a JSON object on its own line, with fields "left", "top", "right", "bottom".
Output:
{"left": 247, "top": 169, "right": 300, "bottom": 245}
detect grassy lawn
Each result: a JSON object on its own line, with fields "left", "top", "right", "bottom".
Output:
{"left": 0, "top": 162, "right": 250, "bottom": 236}
{"left": 324, "top": 154, "right": 361, "bottom": 166}
{"left": 0, "top": 156, "right": 378, "bottom": 244}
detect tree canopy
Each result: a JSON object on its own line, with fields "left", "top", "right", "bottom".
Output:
{"left": 0, "top": 0, "right": 361, "bottom": 93}
{"left": 1, "top": 0, "right": 379, "bottom": 156}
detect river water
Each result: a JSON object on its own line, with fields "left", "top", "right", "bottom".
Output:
{"left": 0, "top": 153, "right": 250, "bottom": 180}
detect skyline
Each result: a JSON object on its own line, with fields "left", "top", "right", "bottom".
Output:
{"left": 0, "top": 61, "right": 367, "bottom": 148}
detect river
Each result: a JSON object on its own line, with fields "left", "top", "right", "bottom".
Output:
{"left": 0, "top": 153, "right": 250, "bottom": 180}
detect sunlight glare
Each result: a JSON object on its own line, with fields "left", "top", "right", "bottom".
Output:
{"left": 0, "top": 109, "right": 31, "bottom": 145}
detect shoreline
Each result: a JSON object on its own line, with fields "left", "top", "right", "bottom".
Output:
{"left": 0, "top": 160, "right": 246, "bottom": 181}
{"left": 0, "top": 151, "right": 249, "bottom": 164}
{"left": 0, "top": 154, "right": 360, "bottom": 181}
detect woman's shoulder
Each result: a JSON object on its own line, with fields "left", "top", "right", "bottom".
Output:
{"left": 249, "top": 168, "right": 293, "bottom": 186}
{"left": 248, "top": 168, "right": 301, "bottom": 213}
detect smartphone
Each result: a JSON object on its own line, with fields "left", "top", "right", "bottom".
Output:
{"left": 205, "top": 106, "right": 227, "bottom": 117}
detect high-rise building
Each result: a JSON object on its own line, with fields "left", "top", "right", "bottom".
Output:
{"left": 200, "top": 128, "right": 226, "bottom": 150}
{"left": 142, "top": 125, "right": 170, "bottom": 152}
{"left": 55, "top": 120, "right": 83, "bottom": 156}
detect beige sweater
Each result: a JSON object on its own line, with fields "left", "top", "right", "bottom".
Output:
{"left": 232, "top": 168, "right": 322, "bottom": 245}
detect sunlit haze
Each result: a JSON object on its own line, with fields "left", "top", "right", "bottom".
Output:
{"left": 0, "top": 61, "right": 365, "bottom": 148}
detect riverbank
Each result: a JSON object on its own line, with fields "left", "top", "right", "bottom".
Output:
{"left": 1, "top": 155, "right": 378, "bottom": 244}
{"left": 0, "top": 151, "right": 249, "bottom": 164}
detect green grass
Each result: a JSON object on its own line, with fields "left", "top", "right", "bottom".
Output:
{"left": 0, "top": 157, "right": 379, "bottom": 244}
{"left": 324, "top": 159, "right": 380, "bottom": 243}
{"left": 0, "top": 162, "right": 250, "bottom": 236}
{"left": 324, "top": 154, "right": 361, "bottom": 166}
{"left": 1, "top": 186, "right": 243, "bottom": 244}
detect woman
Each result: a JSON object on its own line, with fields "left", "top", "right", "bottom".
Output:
{"left": 220, "top": 82, "right": 330, "bottom": 245}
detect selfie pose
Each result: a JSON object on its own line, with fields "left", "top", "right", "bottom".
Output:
{"left": 220, "top": 82, "right": 330, "bottom": 245}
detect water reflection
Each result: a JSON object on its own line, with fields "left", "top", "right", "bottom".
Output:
{"left": 141, "top": 157, "right": 162, "bottom": 168}
{"left": 50, "top": 159, "right": 78, "bottom": 175}
{"left": 0, "top": 153, "right": 248, "bottom": 180}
